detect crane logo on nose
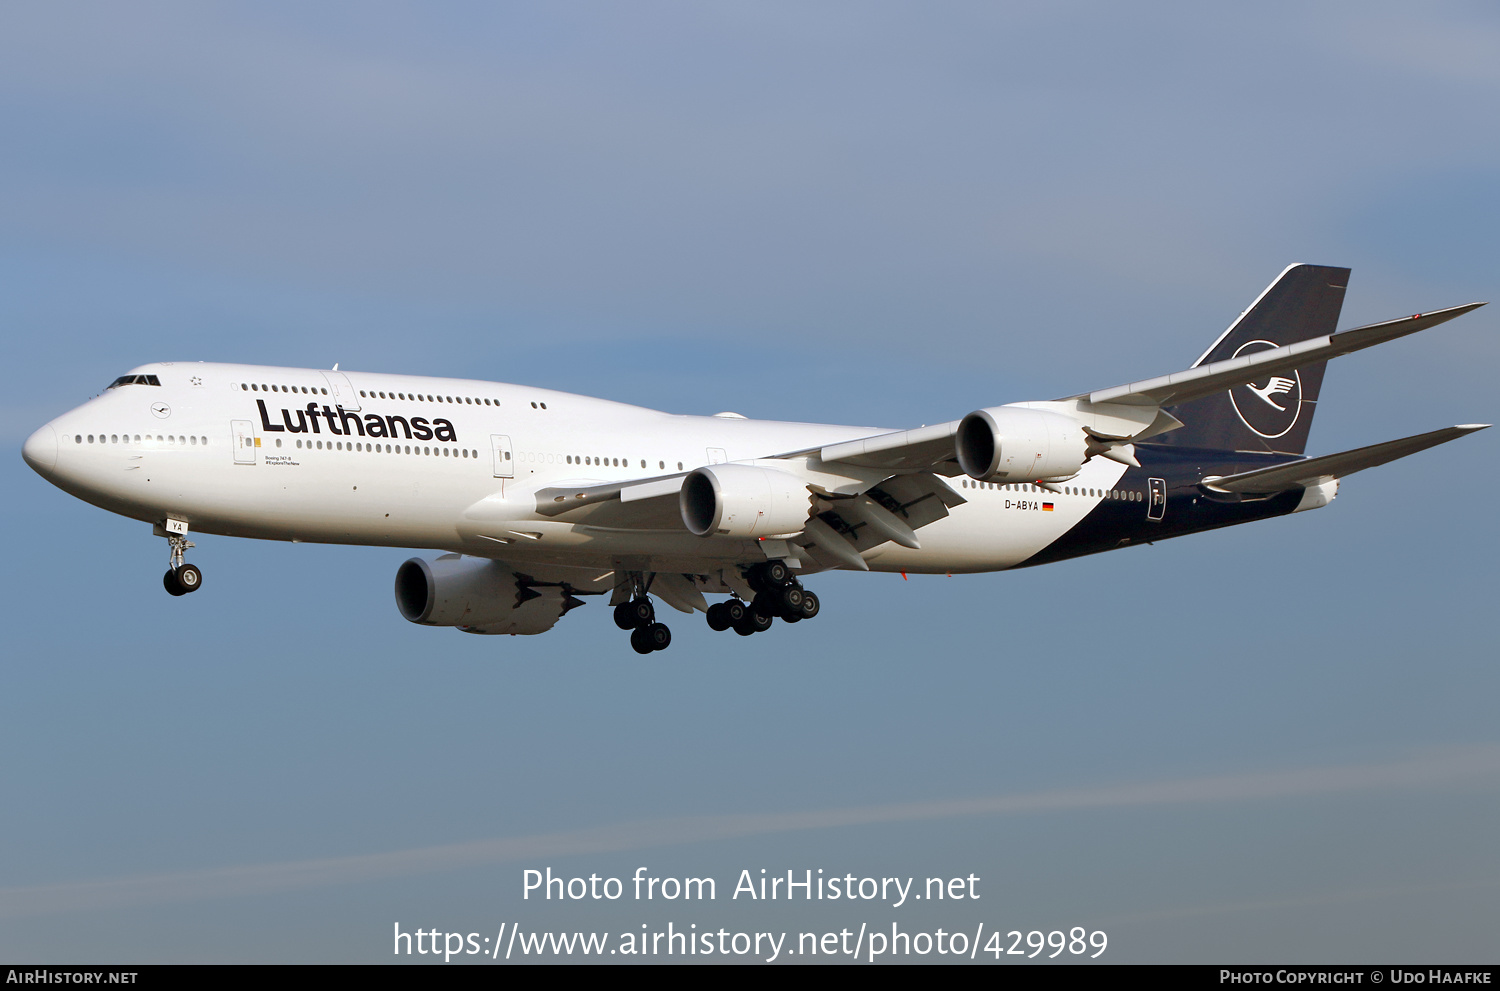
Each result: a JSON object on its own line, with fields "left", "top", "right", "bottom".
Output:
{"left": 151, "top": 403, "right": 171, "bottom": 418}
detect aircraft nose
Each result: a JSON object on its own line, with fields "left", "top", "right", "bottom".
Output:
{"left": 22, "top": 423, "right": 58, "bottom": 474}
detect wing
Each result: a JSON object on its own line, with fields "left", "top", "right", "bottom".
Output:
{"left": 802, "top": 302, "right": 1486, "bottom": 477}
{"left": 459, "top": 280, "right": 1483, "bottom": 571}
{"left": 531, "top": 473, "right": 691, "bottom": 528}
{"left": 1075, "top": 304, "right": 1484, "bottom": 408}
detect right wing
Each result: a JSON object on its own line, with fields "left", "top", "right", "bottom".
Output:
{"left": 802, "top": 305, "right": 1487, "bottom": 477}
{"left": 1075, "top": 303, "right": 1486, "bottom": 408}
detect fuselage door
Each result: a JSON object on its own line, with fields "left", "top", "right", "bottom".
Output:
{"left": 1147, "top": 477, "right": 1167, "bottom": 521}
{"left": 321, "top": 371, "right": 361, "bottom": 411}
{"left": 491, "top": 434, "right": 514, "bottom": 478}
{"left": 232, "top": 420, "right": 257, "bottom": 465}
{"left": 706, "top": 447, "right": 727, "bottom": 464}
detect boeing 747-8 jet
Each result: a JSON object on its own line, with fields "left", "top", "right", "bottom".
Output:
{"left": 21, "top": 265, "right": 1488, "bottom": 652}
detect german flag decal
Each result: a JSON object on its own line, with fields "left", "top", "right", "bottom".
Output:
{"left": 1042, "top": 502, "right": 1054, "bottom": 511}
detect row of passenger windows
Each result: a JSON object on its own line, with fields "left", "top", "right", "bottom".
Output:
{"left": 549, "top": 454, "right": 685, "bottom": 470}
{"left": 242, "top": 383, "right": 329, "bottom": 395}
{"left": 361, "top": 389, "right": 500, "bottom": 406}
{"left": 960, "top": 478, "right": 1140, "bottom": 502}
{"left": 77, "top": 433, "right": 207, "bottom": 446}
{"left": 241, "top": 381, "right": 515, "bottom": 408}
{"left": 279, "top": 438, "right": 480, "bottom": 458}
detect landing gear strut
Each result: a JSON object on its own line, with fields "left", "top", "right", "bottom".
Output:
{"left": 705, "top": 562, "right": 820, "bottom": 635}
{"left": 161, "top": 529, "right": 202, "bottom": 597}
{"left": 614, "top": 575, "right": 670, "bottom": 654}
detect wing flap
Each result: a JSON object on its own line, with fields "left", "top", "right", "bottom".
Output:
{"left": 1204, "top": 424, "right": 1489, "bottom": 494}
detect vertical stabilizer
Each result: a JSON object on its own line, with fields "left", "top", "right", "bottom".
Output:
{"left": 1151, "top": 263, "right": 1349, "bottom": 455}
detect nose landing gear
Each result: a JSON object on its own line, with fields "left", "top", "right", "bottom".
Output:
{"left": 157, "top": 520, "right": 202, "bottom": 596}
{"left": 161, "top": 532, "right": 202, "bottom": 596}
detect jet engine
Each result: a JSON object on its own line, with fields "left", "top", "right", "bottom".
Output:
{"left": 955, "top": 406, "right": 1088, "bottom": 482}
{"left": 680, "top": 463, "right": 814, "bottom": 537}
{"left": 394, "top": 555, "right": 576, "bottom": 635}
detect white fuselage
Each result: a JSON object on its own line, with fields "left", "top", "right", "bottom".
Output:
{"left": 24, "top": 362, "right": 1132, "bottom": 577}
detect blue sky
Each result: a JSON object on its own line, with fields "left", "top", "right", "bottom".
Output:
{"left": 2, "top": 2, "right": 1497, "bottom": 963}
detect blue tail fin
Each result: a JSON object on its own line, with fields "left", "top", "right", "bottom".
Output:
{"left": 1151, "top": 263, "right": 1349, "bottom": 456}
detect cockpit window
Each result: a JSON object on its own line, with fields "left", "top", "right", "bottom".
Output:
{"left": 106, "top": 374, "right": 162, "bottom": 389}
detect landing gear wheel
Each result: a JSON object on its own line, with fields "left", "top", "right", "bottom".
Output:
{"left": 799, "top": 590, "right": 820, "bottom": 619}
{"left": 762, "top": 560, "right": 791, "bottom": 587}
{"left": 162, "top": 529, "right": 198, "bottom": 597}
{"left": 734, "top": 609, "right": 773, "bottom": 636}
{"left": 706, "top": 602, "right": 732, "bottom": 631}
{"left": 630, "top": 627, "right": 654, "bottom": 654}
{"left": 776, "top": 585, "right": 805, "bottom": 619}
{"left": 175, "top": 563, "right": 203, "bottom": 594}
{"left": 616, "top": 597, "right": 655, "bottom": 629}
{"left": 644, "top": 622, "right": 671, "bottom": 651}
{"left": 626, "top": 598, "right": 655, "bottom": 627}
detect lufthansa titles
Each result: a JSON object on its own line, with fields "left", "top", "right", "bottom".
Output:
{"left": 257, "top": 399, "right": 457, "bottom": 443}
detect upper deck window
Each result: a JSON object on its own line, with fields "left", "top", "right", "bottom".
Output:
{"left": 106, "top": 374, "right": 161, "bottom": 389}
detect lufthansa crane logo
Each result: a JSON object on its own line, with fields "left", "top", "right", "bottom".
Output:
{"left": 150, "top": 402, "right": 171, "bottom": 419}
{"left": 1228, "top": 340, "right": 1301, "bottom": 439}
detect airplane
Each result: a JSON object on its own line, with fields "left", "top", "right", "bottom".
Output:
{"left": 20, "top": 264, "right": 1488, "bottom": 654}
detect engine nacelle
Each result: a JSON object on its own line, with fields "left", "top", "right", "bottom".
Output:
{"left": 955, "top": 406, "right": 1088, "bottom": 482}
{"left": 394, "top": 555, "right": 570, "bottom": 635}
{"left": 680, "top": 463, "right": 814, "bottom": 537}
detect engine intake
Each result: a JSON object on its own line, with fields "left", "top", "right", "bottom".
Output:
{"left": 680, "top": 463, "right": 813, "bottom": 537}
{"left": 955, "top": 406, "right": 1087, "bottom": 482}
{"left": 395, "top": 556, "right": 571, "bottom": 635}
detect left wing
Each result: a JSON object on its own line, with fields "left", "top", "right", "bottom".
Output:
{"left": 530, "top": 473, "right": 691, "bottom": 529}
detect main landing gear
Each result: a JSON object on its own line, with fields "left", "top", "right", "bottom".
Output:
{"left": 705, "top": 561, "right": 820, "bottom": 637}
{"left": 162, "top": 531, "right": 203, "bottom": 597}
{"left": 614, "top": 596, "right": 671, "bottom": 655}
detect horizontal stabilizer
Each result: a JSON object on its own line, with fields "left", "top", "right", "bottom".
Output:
{"left": 1203, "top": 424, "right": 1490, "bottom": 494}
{"left": 1082, "top": 303, "right": 1486, "bottom": 408}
